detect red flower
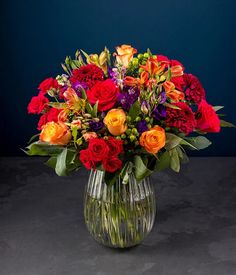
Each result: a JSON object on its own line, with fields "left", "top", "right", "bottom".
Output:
{"left": 183, "top": 74, "right": 206, "bottom": 104}
{"left": 88, "top": 138, "right": 109, "bottom": 162}
{"left": 27, "top": 94, "right": 49, "bottom": 114}
{"left": 38, "top": 78, "right": 60, "bottom": 94}
{"left": 102, "top": 156, "right": 122, "bottom": 173}
{"left": 87, "top": 79, "right": 119, "bottom": 111}
{"left": 37, "top": 108, "right": 62, "bottom": 130}
{"left": 156, "top": 55, "right": 170, "bottom": 64}
{"left": 171, "top": 76, "right": 185, "bottom": 91}
{"left": 106, "top": 137, "right": 124, "bottom": 156}
{"left": 166, "top": 102, "right": 196, "bottom": 135}
{"left": 196, "top": 100, "right": 220, "bottom": 132}
{"left": 171, "top": 59, "right": 185, "bottom": 70}
{"left": 80, "top": 149, "right": 96, "bottom": 170}
{"left": 70, "top": 64, "right": 104, "bottom": 89}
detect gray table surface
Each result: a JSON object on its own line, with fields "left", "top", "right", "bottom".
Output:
{"left": 0, "top": 157, "right": 236, "bottom": 275}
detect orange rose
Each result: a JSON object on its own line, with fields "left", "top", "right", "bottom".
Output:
{"left": 114, "top": 44, "right": 137, "bottom": 67}
{"left": 40, "top": 121, "right": 71, "bottom": 145}
{"left": 140, "top": 125, "right": 166, "bottom": 154}
{"left": 104, "top": 109, "right": 127, "bottom": 136}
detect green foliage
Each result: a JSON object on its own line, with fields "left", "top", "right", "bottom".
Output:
{"left": 220, "top": 120, "right": 236, "bottom": 128}
{"left": 133, "top": 155, "right": 152, "bottom": 181}
{"left": 24, "top": 141, "right": 64, "bottom": 156}
{"left": 128, "top": 101, "right": 141, "bottom": 122}
{"left": 183, "top": 136, "right": 212, "bottom": 150}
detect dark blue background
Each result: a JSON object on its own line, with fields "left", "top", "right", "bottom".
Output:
{"left": 1, "top": 0, "right": 236, "bottom": 156}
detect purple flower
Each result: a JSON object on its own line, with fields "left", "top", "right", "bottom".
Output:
{"left": 72, "top": 81, "right": 88, "bottom": 97}
{"left": 152, "top": 105, "right": 166, "bottom": 120}
{"left": 118, "top": 86, "right": 140, "bottom": 111}
{"left": 137, "top": 120, "right": 148, "bottom": 134}
{"left": 89, "top": 121, "right": 104, "bottom": 132}
{"left": 159, "top": 91, "right": 167, "bottom": 104}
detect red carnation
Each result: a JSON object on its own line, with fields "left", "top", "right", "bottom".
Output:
{"left": 106, "top": 137, "right": 124, "bottom": 156}
{"left": 70, "top": 64, "right": 104, "bottom": 89}
{"left": 37, "top": 108, "right": 62, "bottom": 130}
{"left": 38, "top": 78, "right": 60, "bottom": 94}
{"left": 166, "top": 102, "right": 196, "bottom": 135}
{"left": 87, "top": 79, "right": 119, "bottom": 111}
{"left": 195, "top": 100, "right": 220, "bottom": 132}
{"left": 80, "top": 149, "right": 96, "bottom": 170}
{"left": 171, "top": 76, "right": 185, "bottom": 91}
{"left": 183, "top": 74, "right": 206, "bottom": 104}
{"left": 102, "top": 156, "right": 122, "bottom": 173}
{"left": 27, "top": 94, "right": 49, "bottom": 114}
{"left": 88, "top": 138, "right": 109, "bottom": 162}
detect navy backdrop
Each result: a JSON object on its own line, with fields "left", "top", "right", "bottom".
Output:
{"left": 1, "top": 0, "right": 236, "bottom": 156}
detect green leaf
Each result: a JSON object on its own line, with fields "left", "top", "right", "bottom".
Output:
{"left": 183, "top": 136, "right": 212, "bottom": 150}
{"left": 86, "top": 102, "right": 94, "bottom": 116}
{"left": 55, "top": 148, "right": 68, "bottom": 176}
{"left": 134, "top": 155, "right": 152, "bottom": 181}
{"left": 120, "top": 161, "right": 133, "bottom": 184}
{"left": 164, "top": 102, "right": 181, "bottom": 110}
{"left": 166, "top": 68, "right": 172, "bottom": 81}
{"left": 169, "top": 148, "right": 180, "bottom": 172}
{"left": 213, "top": 106, "right": 224, "bottom": 112}
{"left": 220, "top": 119, "right": 236, "bottom": 128}
{"left": 93, "top": 101, "right": 99, "bottom": 117}
{"left": 71, "top": 126, "right": 78, "bottom": 143}
{"left": 81, "top": 88, "right": 87, "bottom": 100}
{"left": 45, "top": 156, "right": 57, "bottom": 169}
{"left": 128, "top": 101, "right": 141, "bottom": 121}
{"left": 165, "top": 133, "right": 199, "bottom": 150}
{"left": 27, "top": 134, "right": 40, "bottom": 144}
{"left": 25, "top": 141, "right": 64, "bottom": 156}
{"left": 155, "top": 151, "right": 171, "bottom": 171}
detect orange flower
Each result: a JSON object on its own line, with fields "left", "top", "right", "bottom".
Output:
{"left": 114, "top": 44, "right": 137, "bottom": 67}
{"left": 103, "top": 109, "right": 127, "bottom": 136}
{"left": 83, "top": 132, "right": 97, "bottom": 141}
{"left": 139, "top": 125, "right": 166, "bottom": 154}
{"left": 40, "top": 121, "right": 71, "bottom": 145}
{"left": 140, "top": 57, "right": 165, "bottom": 77}
{"left": 163, "top": 80, "right": 184, "bottom": 102}
{"left": 170, "top": 65, "right": 183, "bottom": 77}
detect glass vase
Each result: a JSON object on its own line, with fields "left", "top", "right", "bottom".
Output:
{"left": 84, "top": 169, "right": 156, "bottom": 248}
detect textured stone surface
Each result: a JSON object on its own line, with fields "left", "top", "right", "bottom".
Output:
{"left": 0, "top": 157, "right": 236, "bottom": 275}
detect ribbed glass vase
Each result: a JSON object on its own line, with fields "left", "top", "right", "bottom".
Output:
{"left": 84, "top": 169, "right": 156, "bottom": 248}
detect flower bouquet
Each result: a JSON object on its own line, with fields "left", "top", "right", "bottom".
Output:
{"left": 26, "top": 44, "right": 235, "bottom": 248}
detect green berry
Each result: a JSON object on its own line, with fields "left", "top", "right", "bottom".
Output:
{"left": 116, "top": 136, "right": 121, "bottom": 140}
{"left": 145, "top": 117, "right": 150, "bottom": 123}
{"left": 143, "top": 53, "right": 149, "bottom": 58}
{"left": 147, "top": 124, "right": 152, "bottom": 129}
{"left": 135, "top": 116, "right": 141, "bottom": 122}
{"left": 126, "top": 116, "right": 131, "bottom": 122}
{"left": 126, "top": 129, "right": 131, "bottom": 135}
{"left": 132, "top": 58, "right": 139, "bottom": 66}
{"left": 137, "top": 54, "right": 143, "bottom": 60}
{"left": 129, "top": 135, "right": 136, "bottom": 142}
{"left": 132, "top": 128, "right": 138, "bottom": 135}
{"left": 138, "top": 68, "right": 144, "bottom": 74}
{"left": 121, "top": 134, "right": 126, "bottom": 139}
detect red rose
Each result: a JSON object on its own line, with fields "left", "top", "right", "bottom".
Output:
{"left": 27, "top": 94, "right": 49, "bottom": 114}
{"left": 102, "top": 156, "right": 122, "bottom": 173}
{"left": 183, "top": 74, "right": 206, "bottom": 104}
{"left": 87, "top": 79, "right": 119, "bottom": 111}
{"left": 70, "top": 64, "right": 104, "bottom": 89}
{"left": 80, "top": 149, "right": 96, "bottom": 170}
{"left": 38, "top": 78, "right": 60, "bottom": 94}
{"left": 106, "top": 137, "right": 124, "bottom": 156}
{"left": 196, "top": 100, "right": 220, "bottom": 132}
{"left": 166, "top": 102, "right": 196, "bottom": 135}
{"left": 88, "top": 138, "right": 109, "bottom": 162}
{"left": 37, "top": 108, "right": 62, "bottom": 130}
